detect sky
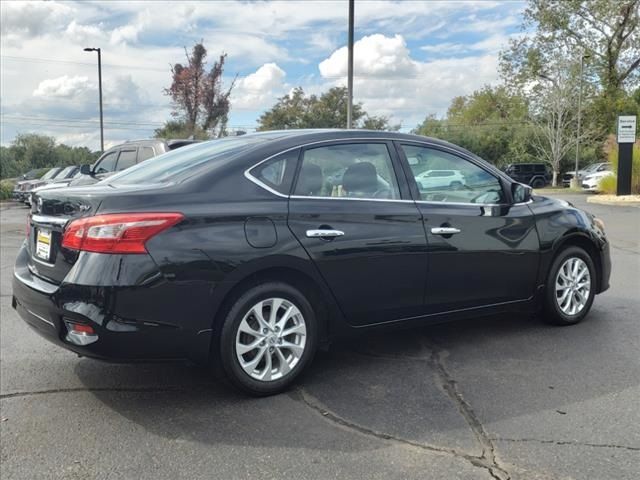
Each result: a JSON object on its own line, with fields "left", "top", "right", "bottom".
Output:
{"left": 0, "top": 0, "right": 526, "bottom": 151}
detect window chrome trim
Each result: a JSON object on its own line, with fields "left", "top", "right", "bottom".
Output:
{"left": 416, "top": 200, "right": 502, "bottom": 207}
{"left": 290, "top": 195, "right": 414, "bottom": 203}
{"left": 244, "top": 136, "right": 520, "bottom": 206}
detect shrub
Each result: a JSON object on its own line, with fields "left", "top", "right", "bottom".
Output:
{"left": 598, "top": 174, "right": 617, "bottom": 194}
{"left": 0, "top": 179, "right": 15, "bottom": 200}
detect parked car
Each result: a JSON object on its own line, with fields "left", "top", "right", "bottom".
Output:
{"left": 562, "top": 162, "right": 612, "bottom": 187}
{"left": 29, "top": 168, "right": 83, "bottom": 205}
{"left": 24, "top": 166, "right": 80, "bottom": 206}
{"left": 582, "top": 169, "right": 614, "bottom": 191}
{"left": 11, "top": 169, "right": 42, "bottom": 201}
{"left": 14, "top": 130, "right": 610, "bottom": 396}
{"left": 13, "top": 167, "right": 63, "bottom": 202}
{"left": 503, "top": 163, "right": 551, "bottom": 188}
{"left": 415, "top": 169, "right": 466, "bottom": 190}
{"left": 71, "top": 138, "right": 199, "bottom": 186}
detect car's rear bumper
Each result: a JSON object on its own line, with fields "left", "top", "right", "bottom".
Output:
{"left": 12, "top": 244, "right": 214, "bottom": 363}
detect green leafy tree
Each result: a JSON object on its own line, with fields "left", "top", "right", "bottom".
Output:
{"left": 0, "top": 134, "right": 98, "bottom": 180}
{"left": 164, "top": 43, "right": 235, "bottom": 138}
{"left": 258, "top": 87, "right": 397, "bottom": 131}
{"left": 500, "top": 0, "right": 640, "bottom": 133}
{"left": 413, "top": 86, "right": 536, "bottom": 167}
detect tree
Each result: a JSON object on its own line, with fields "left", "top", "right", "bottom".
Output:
{"left": 154, "top": 120, "right": 210, "bottom": 140}
{"left": 257, "top": 87, "right": 398, "bottom": 131}
{"left": 529, "top": 63, "right": 592, "bottom": 186}
{"left": 164, "top": 43, "right": 235, "bottom": 137}
{"left": 413, "top": 86, "right": 536, "bottom": 167}
{"left": 500, "top": 0, "right": 640, "bottom": 133}
{"left": 0, "top": 134, "right": 98, "bottom": 179}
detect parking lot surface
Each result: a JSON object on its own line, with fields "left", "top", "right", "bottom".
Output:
{"left": 1, "top": 193, "right": 638, "bottom": 480}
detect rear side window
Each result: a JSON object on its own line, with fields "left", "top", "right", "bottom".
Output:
{"left": 116, "top": 149, "right": 137, "bottom": 171}
{"left": 250, "top": 149, "right": 299, "bottom": 195}
{"left": 534, "top": 164, "right": 546, "bottom": 172}
{"left": 94, "top": 151, "right": 118, "bottom": 174}
{"left": 293, "top": 143, "right": 400, "bottom": 199}
{"left": 138, "top": 147, "right": 155, "bottom": 162}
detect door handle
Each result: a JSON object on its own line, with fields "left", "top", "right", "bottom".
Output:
{"left": 306, "top": 229, "right": 345, "bottom": 238}
{"left": 431, "top": 227, "right": 461, "bottom": 235}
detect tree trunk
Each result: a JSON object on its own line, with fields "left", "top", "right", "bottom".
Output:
{"left": 552, "top": 170, "right": 558, "bottom": 187}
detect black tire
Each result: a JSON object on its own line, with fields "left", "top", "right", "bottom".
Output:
{"left": 543, "top": 246, "right": 597, "bottom": 326}
{"left": 531, "top": 178, "right": 546, "bottom": 189}
{"left": 218, "top": 281, "right": 318, "bottom": 396}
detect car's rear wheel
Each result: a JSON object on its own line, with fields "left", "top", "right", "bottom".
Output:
{"left": 543, "top": 246, "right": 596, "bottom": 325}
{"left": 219, "top": 282, "right": 317, "bottom": 396}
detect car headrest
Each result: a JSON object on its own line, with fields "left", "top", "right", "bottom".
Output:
{"left": 342, "top": 162, "right": 378, "bottom": 196}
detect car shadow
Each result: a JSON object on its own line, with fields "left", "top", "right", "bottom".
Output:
{"left": 74, "top": 308, "right": 638, "bottom": 450}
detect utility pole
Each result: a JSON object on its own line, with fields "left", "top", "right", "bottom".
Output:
{"left": 572, "top": 52, "right": 589, "bottom": 189}
{"left": 84, "top": 47, "right": 104, "bottom": 152}
{"left": 346, "top": 0, "right": 354, "bottom": 129}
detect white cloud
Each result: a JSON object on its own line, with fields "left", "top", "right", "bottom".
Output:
{"left": 233, "top": 63, "right": 287, "bottom": 109}
{"left": 64, "top": 20, "right": 105, "bottom": 44}
{"left": 320, "top": 34, "right": 418, "bottom": 79}
{"left": 0, "top": 1, "right": 73, "bottom": 38}
{"left": 1, "top": 1, "right": 526, "bottom": 147}
{"left": 318, "top": 34, "right": 501, "bottom": 127}
{"left": 33, "top": 75, "right": 93, "bottom": 98}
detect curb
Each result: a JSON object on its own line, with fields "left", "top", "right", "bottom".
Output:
{"left": 587, "top": 195, "right": 640, "bottom": 206}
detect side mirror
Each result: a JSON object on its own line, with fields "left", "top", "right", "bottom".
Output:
{"left": 512, "top": 183, "right": 532, "bottom": 204}
{"left": 80, "top": 164, "right": 92, "bottom": 175}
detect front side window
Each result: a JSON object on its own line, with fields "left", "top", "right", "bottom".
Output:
{"left": 402, "top": 144, "right": 504, "bottom": 204}
{"left": 94, "top": 151, "right": 118, "bottom": 174}
{"left": 250, "top": 149, "right": 299, "bottom": 195}
{"left": 116, "top": 149, "right": 137, "bottom": 171}
{"left": 294, "top": 143, "right": 400, "bottom": 199}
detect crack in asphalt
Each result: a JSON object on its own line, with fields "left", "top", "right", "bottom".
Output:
{"left": 424, "top": 340, "right": 511, "bottom": 480}
{"left": 297, "top": 340, "right": 515, "bottom": 480}
{"left": 296, "top": 388, "right": 507, "bottom": 479}
{"left": 0, "top": 386, "right": 188, "bottom": 400}
{"left": 494, "top": 437, "right": 640, "bottom": 452}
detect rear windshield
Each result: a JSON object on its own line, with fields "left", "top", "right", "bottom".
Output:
{"left": 105, "top": 137, "right": 267, "bottom": 186}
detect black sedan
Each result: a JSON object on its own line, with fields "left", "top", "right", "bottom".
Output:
{"left": 13, "top": 130, "right": 611, "bottom": 395}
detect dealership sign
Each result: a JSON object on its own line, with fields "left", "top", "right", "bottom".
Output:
{"left": 617, "top": 115, "right": 636, "bottom": 144}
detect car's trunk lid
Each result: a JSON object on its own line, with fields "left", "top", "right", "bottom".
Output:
{"left": 27, "top": 184, "right": 139, "bottom": 285}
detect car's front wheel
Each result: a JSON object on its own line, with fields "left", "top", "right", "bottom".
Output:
{"left": 543, "top": 246, "right": 596, "bottom": 325}
{"left": 218, "top": 282, "right": 317, "bottom": 396}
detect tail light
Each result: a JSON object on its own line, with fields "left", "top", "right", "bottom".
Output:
{"left": 61, "top": 213, "right": 184, "bottom": 254}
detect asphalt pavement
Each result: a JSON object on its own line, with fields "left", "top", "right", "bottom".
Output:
{"left": 1, "top": 193, "right": 638, "bottom": 480}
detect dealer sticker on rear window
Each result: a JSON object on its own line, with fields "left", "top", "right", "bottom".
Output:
{"left": 35, "top": 229, "right": 52, "bottom": 261}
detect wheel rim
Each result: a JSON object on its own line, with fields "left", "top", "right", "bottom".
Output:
{"left": 235, "top": 297, "right": 307, "bottom": 382}
{"left": 555, "top": 257, "right": 591, "bottom": 316}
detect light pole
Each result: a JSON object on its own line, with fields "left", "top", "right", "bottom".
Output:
{"left": 84, "top": 47, "right": 104, "bottom": 152}
{"left": 346, "top": 0, "right": 354, "bottom": 129}
{"left": 572, "top": 52, "right": 590, "bottom": 189}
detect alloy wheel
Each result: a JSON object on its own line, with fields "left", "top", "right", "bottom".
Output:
{"left": 555, "top": 257, "right": 591, "bottom": 316}
{"left": 235, "top": 297, "right": 307, "bottom": 381}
